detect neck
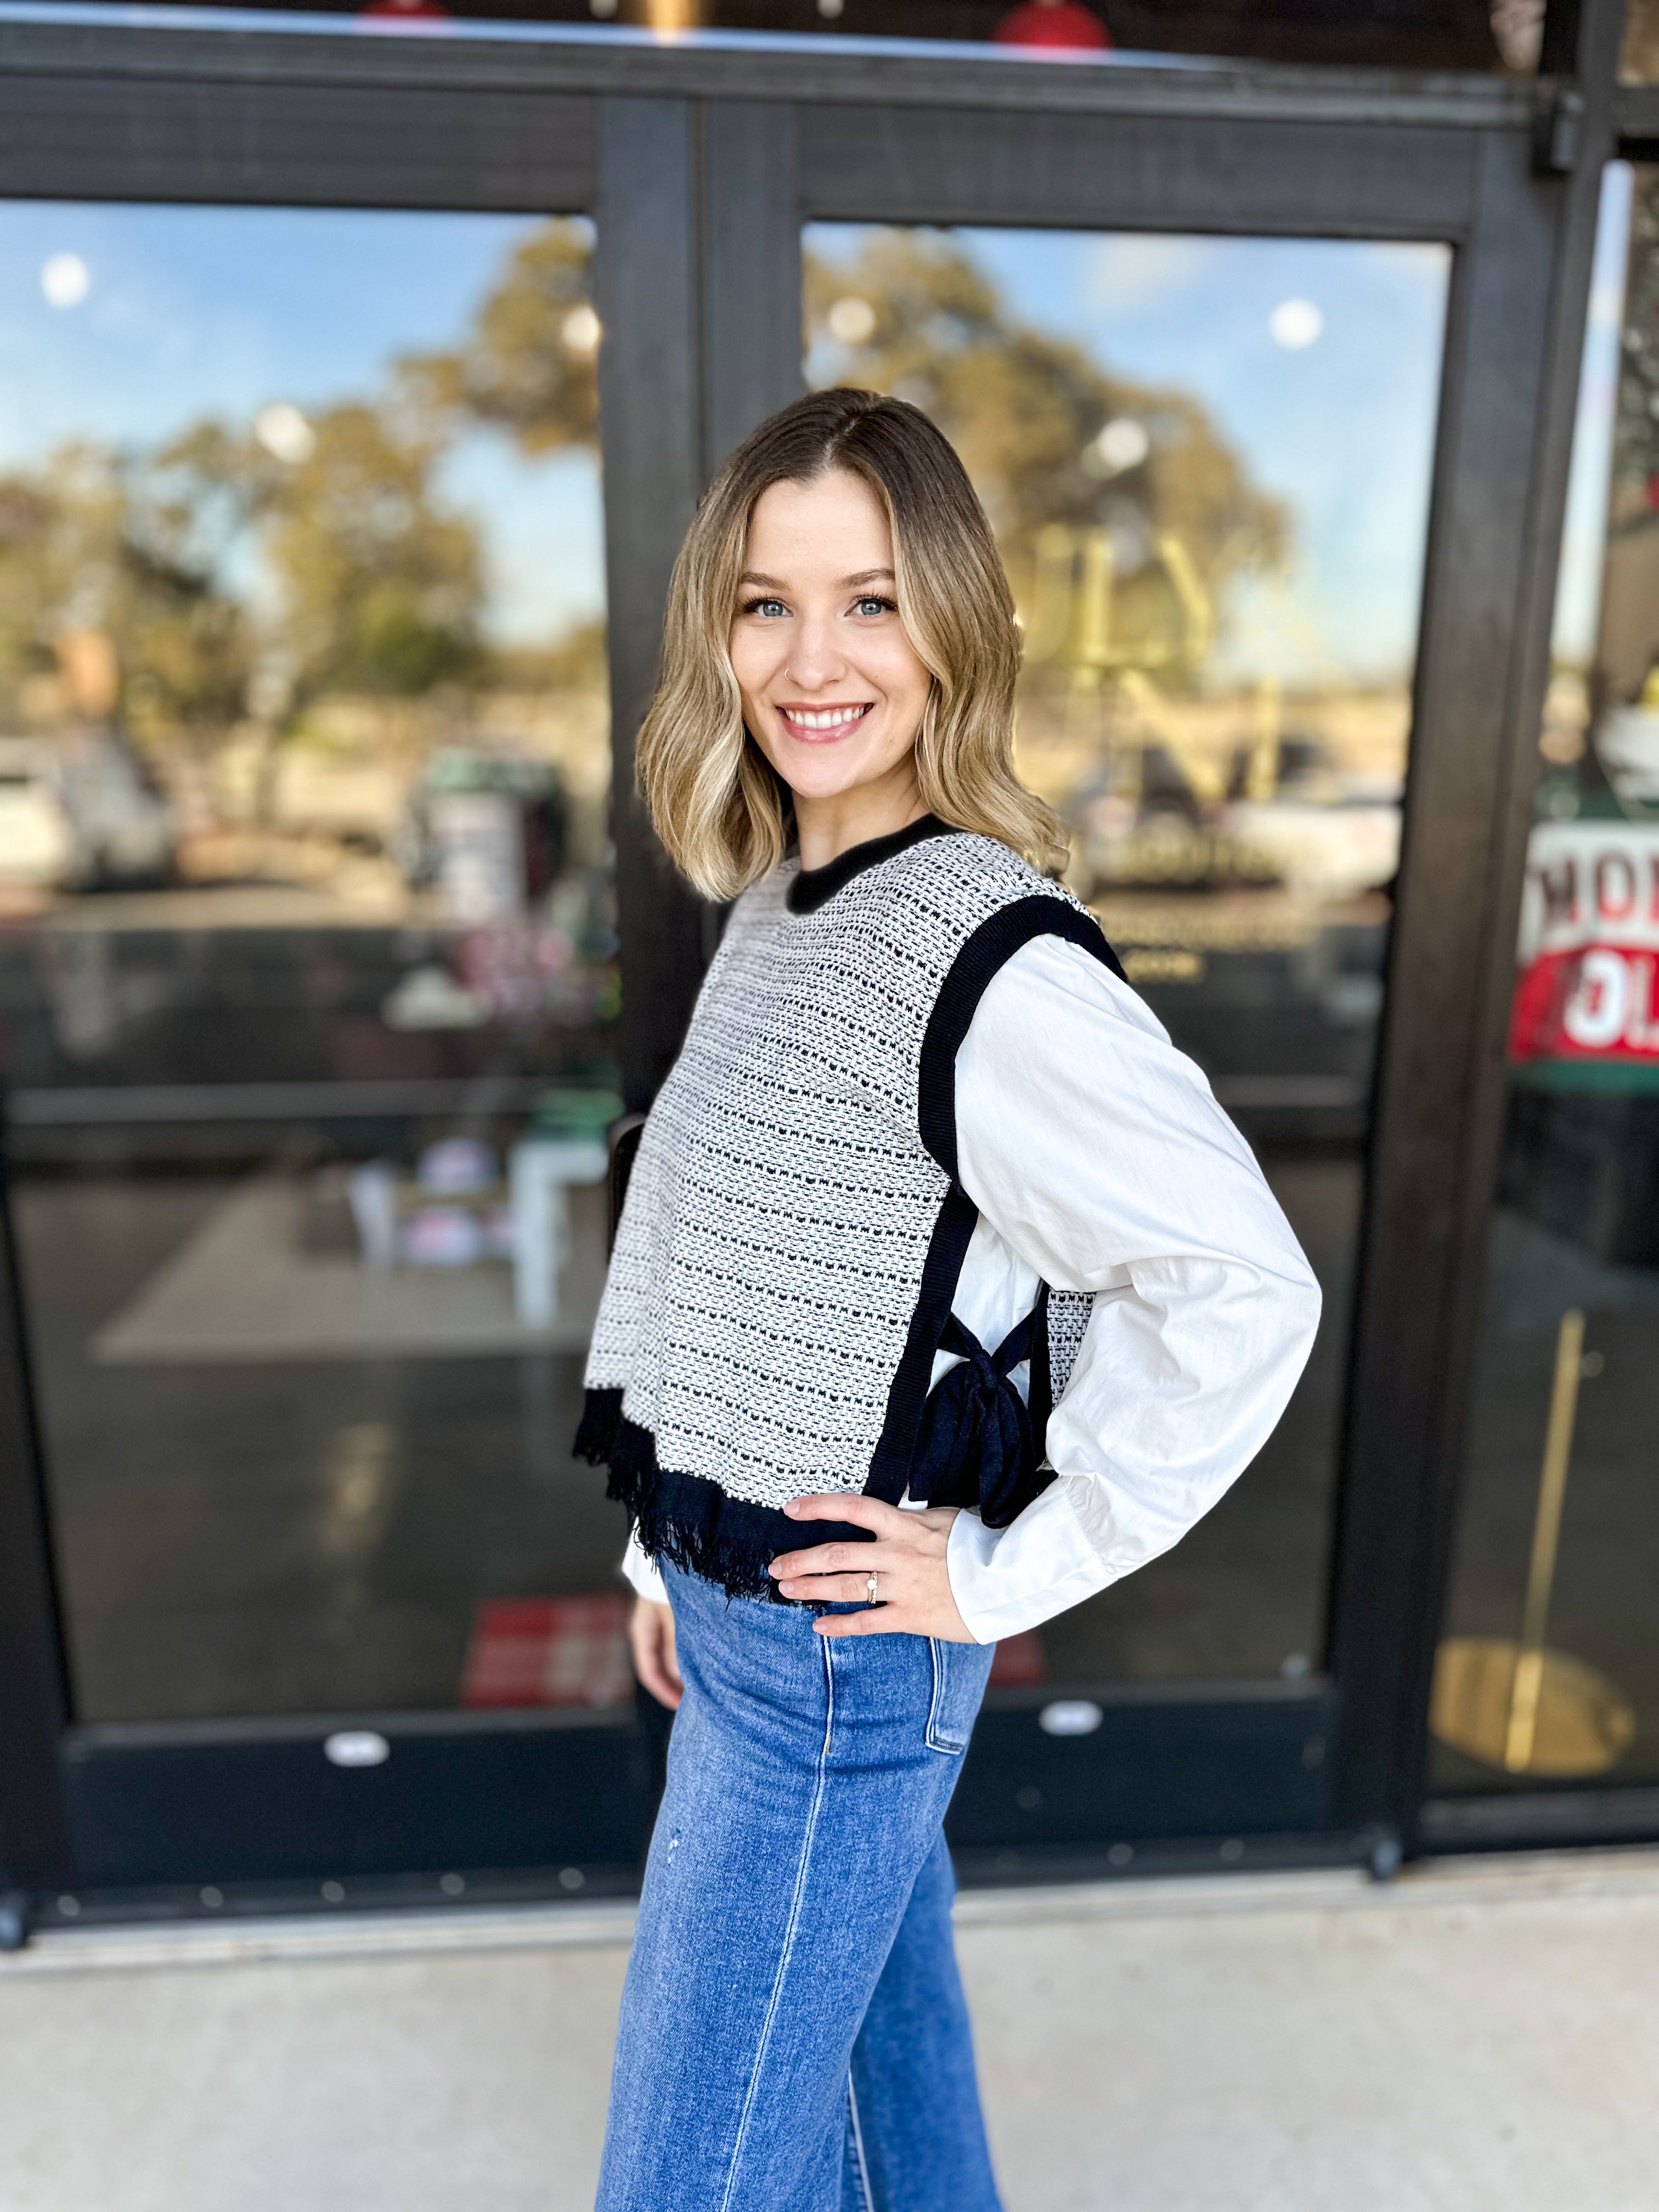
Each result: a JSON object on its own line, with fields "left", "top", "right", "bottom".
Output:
{"left": 793, "top": 760, "right": 926, "bottom": 873}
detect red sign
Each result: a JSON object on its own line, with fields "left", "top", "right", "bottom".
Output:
{"left": 1509, "top": 822, "right": 1659, "bottom": 1065}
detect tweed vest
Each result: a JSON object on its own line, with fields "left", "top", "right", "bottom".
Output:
{"left": 575, "top": 819, "right": 1122, "bottom": 1599}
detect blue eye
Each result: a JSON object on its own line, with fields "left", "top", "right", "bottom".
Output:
{"left": 743, "top": 596, "right": 787, "bottom": 618}
{"left": 855, "top": 595, "right": 896, "bottom": 617}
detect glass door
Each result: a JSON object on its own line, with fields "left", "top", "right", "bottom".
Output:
{"left": 1428, "top": 162, "right": 1659, "bottom": 1848}
{"left": 0, "top": 196, "right": 653, "bottom": 1903}
{"left": 755, "top": 40, "right": 1613, "bottom": 1869}
{"left": 803, "top": 219, "right": 1448, "bottom": 1863}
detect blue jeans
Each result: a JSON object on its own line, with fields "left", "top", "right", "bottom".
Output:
{"left": 596, "top": 1562, "right": 1002, "bottom": 2212}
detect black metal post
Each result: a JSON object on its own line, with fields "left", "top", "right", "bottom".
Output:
{"left": 1327, "top": 0, "right": 1627, "bottom": 1846}
{"left": 0, "top": 1142, "right": 73, "bottom": 1898}
{"left": 596, "top": 96, "right": 711, "bottom": 1112}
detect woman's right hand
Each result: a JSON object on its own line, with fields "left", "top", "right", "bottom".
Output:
{"left": 629, "top": 1596, "right": 683, "bottom": 1710}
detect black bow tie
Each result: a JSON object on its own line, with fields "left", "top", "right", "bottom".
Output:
{"left": 910, "top": 1306, "right": 1053, "bottom": 1530}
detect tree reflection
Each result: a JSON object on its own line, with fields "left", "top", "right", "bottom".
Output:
{"left": 396, "top": 221, "right": 601, "bottom": 455}
{"left": 804, "top": 228, "right": 1286, "bottom": 686}
{"left": 0, "top": 216, "right": 1307, "bottom": 923}
{"left": 0, "top": 218, "right": 600, "bottom": 800}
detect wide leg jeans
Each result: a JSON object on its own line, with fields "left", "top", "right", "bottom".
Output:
{"left": 596, "top": 1561, "right": 1001, "bottom": 2212}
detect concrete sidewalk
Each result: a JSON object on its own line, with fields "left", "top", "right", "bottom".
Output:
{"left": 1, "top": 1848, "right": 1655, "bottom": 2212}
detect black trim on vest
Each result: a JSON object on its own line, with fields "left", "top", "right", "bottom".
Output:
{"left": 917, "top": 895, "right": 1126, "bottom": 1180}
{"left": 867, "top": 895, "right": 1126, "bottom": 1503}
{"left": 787, "top": 812, "right": 952, "bottom": 915}
{"left": 1028, "top": 1279, "right": 1056, "bottom": 1442}
{"left": 865, "top": 1182, "right": 979, "bottom": 1504}
{"left": 575, "top": 1387, "right": 874, "bottom": 1600}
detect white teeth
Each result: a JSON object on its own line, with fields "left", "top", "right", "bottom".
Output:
{"left": 786, "top": 706, "right": 869, "bottom": 730}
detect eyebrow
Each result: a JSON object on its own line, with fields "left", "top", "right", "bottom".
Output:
{"left": 738, "top": 567, "right": 896, "bottom": 590}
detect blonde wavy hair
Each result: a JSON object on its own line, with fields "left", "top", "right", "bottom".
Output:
{"left": 635, "top": 388, "right": 1069, "bottom": 901}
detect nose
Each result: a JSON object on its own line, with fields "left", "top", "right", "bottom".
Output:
{"left": 785, "top": 613, "right": 846, "bottom": 692}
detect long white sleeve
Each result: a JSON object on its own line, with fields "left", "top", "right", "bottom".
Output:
{"left": 944, "top": 935, "right": 1321, "bottom": 1643}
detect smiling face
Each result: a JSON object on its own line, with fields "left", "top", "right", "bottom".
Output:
{"left": 729, "top": 470, "right": 934, "bottom": 853}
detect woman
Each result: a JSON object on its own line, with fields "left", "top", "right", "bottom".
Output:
{"left": 577, "top": 388, "right": 1319, "bottom": 2211}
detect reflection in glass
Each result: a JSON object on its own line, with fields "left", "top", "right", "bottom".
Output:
{"left": 806, "top": 222, "right": 1448, "bottom": 1683}
{"left": 1435, "top": 165, "right": 1659, "bottom": 1796}
{"left": 0, "top": 205, "right": 627, "bottom": 1721}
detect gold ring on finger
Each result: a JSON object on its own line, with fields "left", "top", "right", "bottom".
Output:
{"left": 867, "top": 1571, "right": 879, "bottom": 1605}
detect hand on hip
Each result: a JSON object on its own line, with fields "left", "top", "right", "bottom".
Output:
{"left": 769, "top": 1495, "right": 977, "bottom": 1642}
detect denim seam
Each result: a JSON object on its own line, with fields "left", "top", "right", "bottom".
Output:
{"left": 714, "top": 1632, "right": 836, "bottom": 2212}
{"left": 925, "top": 1638, "right": 967, "bottom": 1757}
{"left": 847, "top": 2070, "right": 875, "bottom": 2212}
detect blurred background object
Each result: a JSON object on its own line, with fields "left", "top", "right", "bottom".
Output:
{"left": 1491, "top": 0, "right": 1545, "bottom": 71}
{"left": 992, "top": 0, "right": 1113, "bottom": 48}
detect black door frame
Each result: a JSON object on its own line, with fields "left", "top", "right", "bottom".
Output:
{"left": 0, "top": 1, "right": 1638, "bottom": 1924}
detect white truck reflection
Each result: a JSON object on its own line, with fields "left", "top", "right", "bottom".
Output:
{"left": 0, "top": 730, "right": 175, "bottom": 892}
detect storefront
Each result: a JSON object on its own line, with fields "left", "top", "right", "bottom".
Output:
{"left": 0, "top": 0, "right": 1652, "bottom": 1931}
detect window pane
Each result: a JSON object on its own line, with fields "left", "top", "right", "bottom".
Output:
{"left": 806, "top": 221, "right": 1448, "bottom": 1684}
{"left": 1432, "top": 165, "right": 1659, "bottom": 1798}
{"left": 0, "top": 204, "right": 625, "bottom": 1722}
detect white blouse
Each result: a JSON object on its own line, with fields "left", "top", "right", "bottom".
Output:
{"left": 620, "top": 934, "right": 1321, "bottom": 1643}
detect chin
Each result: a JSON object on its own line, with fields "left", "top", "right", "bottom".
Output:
{"left": 777, "top": 749, "right": 879, "bottom": 801}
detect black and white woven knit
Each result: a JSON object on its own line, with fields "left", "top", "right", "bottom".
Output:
{"left": 575, "top": 817, "right": 1124, "bottom": 1599}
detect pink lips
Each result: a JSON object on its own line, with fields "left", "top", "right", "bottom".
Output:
{"left": 775, "top": 702, "right": 874, "bottom": 743}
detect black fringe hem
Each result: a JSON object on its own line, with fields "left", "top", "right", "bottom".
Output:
{"left": 574, "top": 1386, "right": 875, "bottom": 1604}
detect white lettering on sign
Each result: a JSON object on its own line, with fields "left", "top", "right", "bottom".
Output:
{"left": 1630, "top": 956, "right": 1659, "bottom": 1049}
{"left": 1518, "top": 823, "right": 1659, "bottom": 961}
{"left": 1595, "top": 850, "right": 1639, "bottom": 920}
{"left": 1562, "top": 947, "right": 1629, "bottom": 1048}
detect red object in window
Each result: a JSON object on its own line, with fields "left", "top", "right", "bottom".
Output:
{"left": 994, "top": 1, "right": 1112, "bottom": 49}
{"left": 461, "top": 1595, "right": 635, "bottom": 1708}
{"left": 359, "top": 0, "right": 450, "bottom": 18}
{"left": 987, "top": 1629, "right": 1049, "bottom": 1687}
